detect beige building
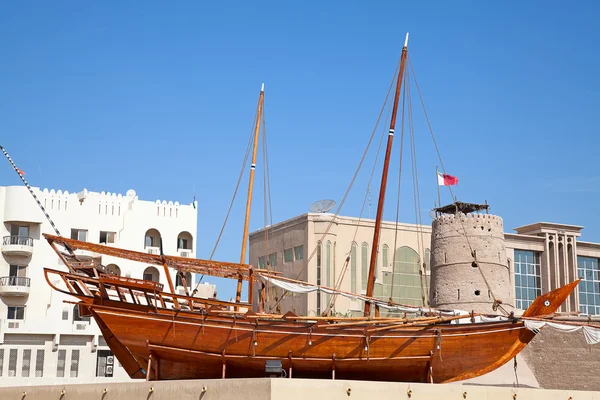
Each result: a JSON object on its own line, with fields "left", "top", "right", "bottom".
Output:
{"left": 249, "top": 213, "right": 600, "bottom": 317}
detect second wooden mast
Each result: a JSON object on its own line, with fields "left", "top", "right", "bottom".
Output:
{"left": 364, "top": 34, "right": 409, "bottom": 316}
{"left": 236, "top": 83, "right": 265, "bottom": 303}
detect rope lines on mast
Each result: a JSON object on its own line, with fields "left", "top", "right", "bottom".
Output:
{"left": 324, "top": 98, "right": 392, "bottom": 315}
{"left": 192, "top": 107, "right": 259, "bottom": 295}
{"left": 261, "top": 108, "right": 275, "bottom": 306}
{"left": 389, "top": 68, "right": 407, "bottom": 306}
{"left": 407, "top": 55, "right": 504, "bottom": 314}
{"left": 405, "top": 68, "right": 429, "bottom": 307}
{"left": 270, "top": 57, "right": 403, "bottom": 312}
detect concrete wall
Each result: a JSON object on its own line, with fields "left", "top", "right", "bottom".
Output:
{"left": 0, "top": 378, "right": 596, "bottom": 400}
{"left": 249, "top": 213, "right": 432, "bottom": 317}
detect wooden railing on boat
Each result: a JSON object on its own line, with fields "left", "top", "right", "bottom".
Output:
{"left": 44, "top": 268, "right": 248, "bottom": 315}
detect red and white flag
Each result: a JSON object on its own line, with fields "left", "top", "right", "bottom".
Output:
{"left": 17, "top": 168, "right": 25, "bottom": 176}
{"left": 437, "top": 171, "right": 458, "bottom": 186}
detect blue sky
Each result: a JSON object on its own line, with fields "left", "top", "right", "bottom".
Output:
{"left": 1, "top": 1, "right": 599, "bottom": 299}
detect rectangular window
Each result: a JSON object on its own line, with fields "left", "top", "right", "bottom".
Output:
{"left": 96, "top": 350, "right": 114, "bottom": 377}
{"left": 70, "top": 349, "right": 80, "bottom": 378}
{"left": 0, "top": 349, "right": 3, "bottom": 377}
{"left": 99, "top": 231, "right": 115, "bottom": 244}
{"left": 56, "top": 349, "right": 66, "bottom": 378}
{"left": 577, "top": 256, "right": 600, "bottom": 315}
{"left": 8, "top": 349, "right": 17, "bottom": 377}
{"left": 294, "top": 245, "right": 304, "bottom": 261}
{"left": 62, "top": 307, "right": 69, "bottom": 320}
{"left": 514, "top": 250, "right": 542, "bottom": 310}
{"left": 22, "top": 349, "right": 31, "bottom": 378}
{"left": 7, "top": 306, "right": 25, "bottom": 320}
{"left": 284, "top": 248, "right": 293, "bottom": 263}
{"left": 268, "top": 253, "right": 277, "bottom": 267}
{"left": 70, "top": 229, "right": 87, "bottom": 242}
{"left": 35, "top": 349, "right": 45, "bottom": 377}
{"left": 258, "top": 256, "right": 266, "bottom": 268}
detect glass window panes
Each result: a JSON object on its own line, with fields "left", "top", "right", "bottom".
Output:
{"left": 294, "top": 245, "right": 304, "bottom": 261}
{"left": 268, "top": 253, "right": 277, "bottom": 267}
{"left": 258, "top": 256, "right": 266, "bottom": 268}
{"left": 374, "top": 246, "right": 422, "bottom": 308}
{"left": 7, "top": 306, "right": 25, "bottom": 320}
{"left": 577, "top": 256, "right": 600, "bottom": 315}
{"left": 514, "top": 250, "right": 542, "bottom": 310}
{"left": 284, "top": 248, "right": 293, "bottom": 263}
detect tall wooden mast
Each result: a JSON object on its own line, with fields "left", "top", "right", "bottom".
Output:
{"left": 364, "top": 34, "right": 409, "bottom": 316}
{"left": 236, "top": 83, "right": 265, "bottom": 303}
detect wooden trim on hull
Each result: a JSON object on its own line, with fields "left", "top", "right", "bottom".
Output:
{"left": 90, "top": 304, "right": 531, "bottom": 383}
{"left": 43, "top": 267, "right": 579, "bottom": 383}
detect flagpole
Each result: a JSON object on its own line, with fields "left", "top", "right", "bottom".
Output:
{"left": 436, "top": 166, "right": 441, "bottom": 206}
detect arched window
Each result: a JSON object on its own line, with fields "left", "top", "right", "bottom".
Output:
{"left": 106, "top": 264, "right": 121, "bottom": 276}
{"left": 144, "top": 229, "right": 161, "bottom": 250}
{"left": 143, "top": 266, "right": 160, "bottom": 283}
{"left": 326, "top": 241, "right": 332, "bottom": 288}
{"left": 388, "top": 246, "right": 421, "bottom": 305}
{"left": 382, "top": 245, "right": 389, "bottom": 270}
{"left": 177, "top": 231, "right": 193, "bottom": 251}
{"left": 361, "top": 242, "right": 369, "bottom": 291}
{"left": 176, "top": 272, "right": 194, "bottom": 289}
{"left": 316, "top": 241, "right": 322, "bottom": 315}
{"left": 350, "top": 242, "right": 357, "bottom": 293}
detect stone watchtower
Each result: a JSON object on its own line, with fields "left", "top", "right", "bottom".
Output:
{"left": 429, "top": 202, "right": 514, "bottom": 315}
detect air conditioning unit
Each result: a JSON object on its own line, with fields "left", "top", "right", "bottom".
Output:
{"left": 179, "top": 251, "right": 190, "bottom": 258}
{"left": 8, "top": 321, "right": 20, "bottom": 329}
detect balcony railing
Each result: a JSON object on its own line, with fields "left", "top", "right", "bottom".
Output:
{"left": 178, "top": 249, "right": 192, "bottom": 258}
{"left": 2, "top": 236, "right": 33, "bottom": 247}
{"left": 146, "top": 246, "right": 160, "bottom": 255}
{"left": 0, "top": 276, "right": 31, "bottom": 287}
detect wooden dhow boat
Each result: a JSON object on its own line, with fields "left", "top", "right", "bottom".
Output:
{"left": 5, "top": 33, "right": 587, "bottom": 383}
{"left": 41, "top": 237, "right": 579, "bottom": 383}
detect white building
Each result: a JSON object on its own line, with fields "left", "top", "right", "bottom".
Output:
{"left": 0, "top": 185, "right": 213, "bottom": 386}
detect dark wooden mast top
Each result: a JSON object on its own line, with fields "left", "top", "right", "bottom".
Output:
{"left": 364, "top": 33, "right": 410, "bottom": 316}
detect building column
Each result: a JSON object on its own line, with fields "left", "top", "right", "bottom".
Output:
{"left": 542, "top": 233, "right": 551, "bottom": 294}
{"left": 571, "top": 236, "right": 579, "bottom": 312}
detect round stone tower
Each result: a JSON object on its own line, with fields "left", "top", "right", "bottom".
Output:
{"left": 429, "top": 202, "right": 514, "bottom": 315}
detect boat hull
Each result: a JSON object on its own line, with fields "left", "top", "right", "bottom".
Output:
{"left": 89, "top": 302, "right": 533, "bottom": 383}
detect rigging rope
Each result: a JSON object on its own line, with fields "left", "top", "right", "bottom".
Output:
{"left": 192, "top": 108, "right": 258, "bottom": 295}
{"left": 406, "top": 70, "right": 428, "bottom": 307}
{"left": 271, "top": 57, "right": 402, "bottom": 311}
{"left": 389, "top": 68, "right": 407, "bottom": 305}
{"left": 324, "top": 96, "right": 392, "bottom": 315}
{"left": 262, "top": 108, "right": 274, "bottom": 306}
{"left": 408, "top": 55, "right": 504, "bottom": 314}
